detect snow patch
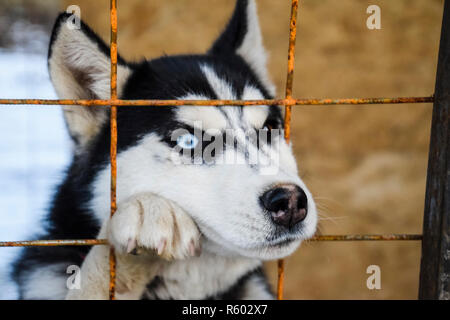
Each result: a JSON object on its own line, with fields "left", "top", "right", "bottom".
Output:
{"left": 0, "top": 51, "right": 71, "bottom": 299}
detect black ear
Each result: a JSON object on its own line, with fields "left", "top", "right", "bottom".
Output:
{"left": 209, "top": 0, "right": 250, "bottom": 55}
{"left": 48, "top": 13, "right": 131, "bottom": 150}
{"left": 209, "top": 0, "right": 274, "bottom": 95}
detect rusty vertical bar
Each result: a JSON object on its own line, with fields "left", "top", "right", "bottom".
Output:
{"left": 283, "top": 0, "right": 299, "bottom": 143}
{"left": 278, "top": 0, "right": 299, "bottom": 301}
{"left": 277, "top": 259, "right": 285, "bottom": 300}
{"left": 109, "top": 0, "right": 118, "bottom": 301}
{"left": 419, "top": 0, "right": 450, "bottom": 300}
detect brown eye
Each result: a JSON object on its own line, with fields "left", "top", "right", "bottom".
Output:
{"left": 264, "top": 124, "right": 273, "bottom": 131}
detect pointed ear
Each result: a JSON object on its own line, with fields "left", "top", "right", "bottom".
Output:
{"left": 209, "top": 0, "right": 275, "bottom": 95}
{"left": 48, "top": 13, "right": 131, "bottom": 150}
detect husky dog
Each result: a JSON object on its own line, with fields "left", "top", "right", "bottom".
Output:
{"left": 12, "top": 0, "right": 317, "bottom": 299}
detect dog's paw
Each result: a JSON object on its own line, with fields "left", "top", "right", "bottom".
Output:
{"left": 108, "top": 193, "right": 201, "bottom": 260}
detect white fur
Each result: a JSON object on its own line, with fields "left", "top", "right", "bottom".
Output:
{"left": 65, "top": 212, "right": 267, "bottom": 300}
{"left": 49, "top": 22, "right": 130, "bottom": 100}
{"left": 89, "top": 129, "right": 317, "bottom": 261}
{"left": 199, "top": 64, "right": 270, "bottom": 130}
{"left": 242, "top": 85, "right": 270, "bottom": 129}
{"left": 66, "top": 223, "right": 161, "bottom": 300}
{"left": 48, "top": 21, "right": 131, "bottom": 150}
{"left": 241, "top": 274, "right": 274, "bottom": 300}
{"left": 176, "top": 67, "right": 270, "bottom": 132}
{"left": 200, "top": 64, "right": 242, "bottom": 129}
{"left": 143, "top": 253, "right": 262, "bottom": 299}
{"left": 79, "top": 56, "right": 316, "bottom": 300}
{"left": 108, "top": 192, "right": 201, "bottom": 260}
{"left": 21, "top": 264, "right": 68, "bottom": 300}
{"left": 88, "top": 66, "right": 317, "bottom": 262}
{"left": 176, "top": 94, "right": 228, "bottom": 131}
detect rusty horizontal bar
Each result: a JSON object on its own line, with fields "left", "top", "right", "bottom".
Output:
{"left": 0, "top": 234, "right": 422, "bottom": 247}
{"left": 309, "top": 234, "right": 423, "bottom": 241}
{"left": 0, "top": 96, "right": 434, "bottom": 107}
{"left": 0, "top": 239, "right": 108, "bottom": 247}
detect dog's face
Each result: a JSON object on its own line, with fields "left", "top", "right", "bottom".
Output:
{"left": 48, "top": 0, "right": 317, "bottom": 260}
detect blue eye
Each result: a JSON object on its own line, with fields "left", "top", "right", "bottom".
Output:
{"left": 176, "top": 133, "right": 199, "bottom": 149}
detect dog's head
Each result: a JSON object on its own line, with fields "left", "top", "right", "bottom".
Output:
{"left": 48, "top": 0, "right": 317, "bottom": 260}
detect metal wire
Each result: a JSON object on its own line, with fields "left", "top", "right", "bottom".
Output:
{"left": 0, "top": 96, "right": 434, "bottom": 107}
{"left": 0, "top": 234, "right": 422, "bottom": 247}
{"left": 0, "top": 239, "right": 109, "bottom": 247}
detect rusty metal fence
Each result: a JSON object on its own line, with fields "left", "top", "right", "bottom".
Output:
{"left": 0, "top": 0, "right": 448, "bottom": 300}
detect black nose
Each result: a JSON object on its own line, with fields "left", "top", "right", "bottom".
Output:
{"left": 260, "top": 184, "right": 308, "bottom": 229}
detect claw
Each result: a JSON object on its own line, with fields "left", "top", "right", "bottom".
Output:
{"left": 189, "top": 239, "right": 201, "bottom": 257}
{"left": 189, "top": 239, "right": 196, "bottom": 257}
{"left": 126, "top": 238, "right": 137, "bottom": 254}
{"left": 157, "top": 238, "right": 167, "bottom": 256}
{"left": 195, "top": 243, "right": 202, "bottom": 257}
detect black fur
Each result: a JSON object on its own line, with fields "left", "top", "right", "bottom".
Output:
{"left": 210, "top": 0, "right": 249, "bottom": 56}
{"left": 48, "top": 12, "right": 127, "bottom": 66}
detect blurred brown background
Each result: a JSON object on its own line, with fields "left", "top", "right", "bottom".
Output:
{"left": 4, "top": 0, "right": 444, "bottom": 299}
